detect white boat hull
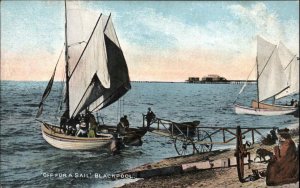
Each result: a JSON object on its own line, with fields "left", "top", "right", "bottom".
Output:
{"left": 41, "top": 124, "right": 114, "bottom": 150}
{"left": 234, "top": 104, "right": 297, "bottom": 116}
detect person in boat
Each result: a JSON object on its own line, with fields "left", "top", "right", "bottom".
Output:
{"left": 76, "top": 119, "right": 88, "bottom": 137}
{"left": 65, "top": 125, "right": 72, "bottom": 135}
{"left": 60, "top": 110, "right": 68, "bottom": 133}
{"left": 86, "top": 111, "right": 97, "bottom": 138}
{"left": 266, "top": 128, "right": 299, "bottom": 186}
{"left": 290, "top": 99, "right": 295, "bottom": 106}
{"left": 146, "top": 107, "right": 156, "bottom": 130}
{"left": 117, "top": 118, "right": 126, "bottom": 135}
{"left": 122, "top": 115, "right": 130, "bottom": 130}
{"left": 61, "top": 114, "right": 79, "bottom": 136}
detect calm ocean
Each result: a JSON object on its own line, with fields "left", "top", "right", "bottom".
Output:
{"left": 0, "top": 81, "right": 298, "bottom": 187}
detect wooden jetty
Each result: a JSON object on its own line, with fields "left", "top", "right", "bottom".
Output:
{"left": 117, "top": 149, "right": 259, "bottom": 179}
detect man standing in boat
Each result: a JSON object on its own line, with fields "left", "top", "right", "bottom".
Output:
{"left": 117, "top": 118, "right": 126, "bottom": 135}
{"left": 146, "top": 107, "right": 156, "bottom": 130}
{"left": 60, "top": 110, "right": 68, "bottom": 133}
{"left": 290, "top": 99, "right": 295, "bottom": 106}
{"left": 123, "top": 115, "right": 130, "bottom": 130}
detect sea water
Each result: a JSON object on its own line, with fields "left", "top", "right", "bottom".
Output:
{"left": 0, "top": 81, "right": 298, "bottom": 187}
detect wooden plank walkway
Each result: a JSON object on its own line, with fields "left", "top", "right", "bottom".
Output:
{"left": 117, "top": 152, "right": 261, "bottom": 179}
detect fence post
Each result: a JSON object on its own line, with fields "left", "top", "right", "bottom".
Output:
{"left": 252, "top": 129, "right": 254, "bottom": 144}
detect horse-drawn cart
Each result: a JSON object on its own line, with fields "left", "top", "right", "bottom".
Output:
{"left": 143, "top": 115, "right": 277, "bottom": 157}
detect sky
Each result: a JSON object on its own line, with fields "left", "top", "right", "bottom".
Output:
{"left": 1, "top": 0, "right": 299, "bottom": 82}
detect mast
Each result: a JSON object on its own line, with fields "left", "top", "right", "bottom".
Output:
{"left": 64, "top": 0, "right": 70, "bottom": 118}
{"left": 256, "top": 56, "right": 260, "bottom": 109}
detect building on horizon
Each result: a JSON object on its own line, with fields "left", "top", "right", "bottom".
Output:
{"left": 186, "top": 74, "right": 229, "bottom": 83}
{"left": 187, "top": 77, "right": 200, "bottom": 83}
{"left": 201, "top": 74, "right": 227, "bottom": 82}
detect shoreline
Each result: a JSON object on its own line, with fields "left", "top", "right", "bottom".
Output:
{"left": 118, "top": 126, "right": 299, "bottom": 188}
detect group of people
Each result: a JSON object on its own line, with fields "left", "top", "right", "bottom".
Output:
{"left": 60, "top": 110, "right": 98, "bottom": 138}
{"left": 59, "top": 107, "right": 157, "bottom": 137}
{"left": 290, "top": 99, "right": 298, "bottom": 107}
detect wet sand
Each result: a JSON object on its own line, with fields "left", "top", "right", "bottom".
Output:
{"left": 120, "top": 128, "right": 299, "bottom": 188}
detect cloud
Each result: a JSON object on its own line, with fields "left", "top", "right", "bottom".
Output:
{"left": 1, "top": 1, "right": 298, "bottom": 81}
{"left": 228, "top": 2, "right": 299, "bottom": 54}
{"left": 118, "top": 2, "right": 298, "bottom": 81}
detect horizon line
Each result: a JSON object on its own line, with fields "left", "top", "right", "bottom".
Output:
{"left": 0, "top": 79, "right": 256, "bottom": 83}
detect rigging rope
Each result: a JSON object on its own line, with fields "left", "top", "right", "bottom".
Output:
{"left": 233, "top": 62, "right": 257, "bottom": 104}
{"left": 116, "top": 97, "right": 125, "bottom": 122}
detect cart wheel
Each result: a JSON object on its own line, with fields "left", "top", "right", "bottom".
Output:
{"left": 193, "top": 130, "right": 213, "bottom": 153}
{"left": 174, "top": 135, "right": 194, "bottom": 156}
{"left": 235, "top": 126, "right": 245, "bottom": 183}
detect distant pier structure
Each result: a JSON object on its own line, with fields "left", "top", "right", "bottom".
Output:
{"left": 187, "top": 77, "right": 200, "bottom": 83}
{"left": 186, "top": 75, "right": 255, "bottom": 84}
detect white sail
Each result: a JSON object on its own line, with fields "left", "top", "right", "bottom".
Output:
{"left": 89, "top": 15, "right": 131, "bottom": 112}
{"left": 257, "top": 36, "right": 288, "bottom": 102}
{"left": 65, "top": 5, "right": 130, "bottom": 117}
{"left": 67, "top": 7, "right": 99, "bottom": 74}
{"left": 68, "top": 13, "right": 111, "bottom": 117}
{"left": 276, "top": 42, "right": 299, "bottom": 99}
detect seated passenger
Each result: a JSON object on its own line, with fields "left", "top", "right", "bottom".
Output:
{"left": 86, "top": 111, "right": 97, "bottom": 137}
{"left": 76, "top": 122, "right": 87, "bottom": 137}
{"left": 266, "top": 128, "right": 299, "bottom": 185}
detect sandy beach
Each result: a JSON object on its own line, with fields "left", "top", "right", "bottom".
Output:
{"left": 120, "top": 127, "right": 299, "bottom": 188}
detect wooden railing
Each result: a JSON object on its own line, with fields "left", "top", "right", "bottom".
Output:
{"left": 143, "top": 115, "right": 278, "bottom": 145}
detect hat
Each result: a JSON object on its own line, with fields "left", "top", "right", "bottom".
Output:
{"left": 148, "top": 107, "right": 151, "bottom": 111}
{"left": 278, "top": 128, "right": 289, "bottom": 133}
{"left": 278, "top": 128, "right": 291, "bottom": 139}
{"left": 80, "top": 122, "right": 86, "bottom": 128}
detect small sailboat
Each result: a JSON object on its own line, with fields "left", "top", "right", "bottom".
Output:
{"left": 234, "top": 36, "right": 299, "bottom": 116}
{"left": 36, "top": 1, "right": 143, "bottom": 150}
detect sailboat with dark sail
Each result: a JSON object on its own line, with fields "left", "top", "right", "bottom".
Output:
{"left": 234, "top": 36, "right": 299, "bottom": 116}
{"left": 36, "top": 1, "right": 146, "bottom": 150}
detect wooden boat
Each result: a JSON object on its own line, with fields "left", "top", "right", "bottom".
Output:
{"left": 99, "top": 125, "right": 148, "bottom": 146}
{"left": 41, "top": 123, "right": 113, "bottom": 150}
{"left": 234, "top": 36, "right": 299, "bottom": 116}
{"left": 234, "top": 103, "right": 296, "bottom": 116}
{"left": 36, "top": 1, "right": 133, "bottom": 151}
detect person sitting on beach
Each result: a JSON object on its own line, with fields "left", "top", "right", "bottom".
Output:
{"left": 146, "top": 107, "right": 156, "bottom": 130}
{"left": 266, "top": 128, "right": 299, "bottom": 186}
{"left": 261, "top": 128, "right": 278, "bottom": 145}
